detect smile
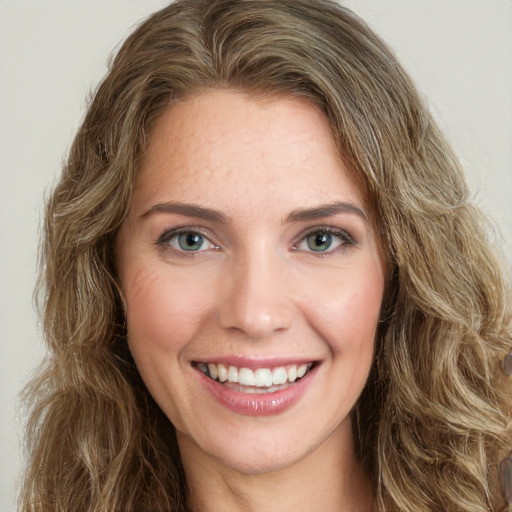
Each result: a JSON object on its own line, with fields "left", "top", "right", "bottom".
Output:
{"left": 194, "top": 362, "right": 314, "bottom": 393}
{"left": 193, "top": 359, "right": 319, "bottom": 416}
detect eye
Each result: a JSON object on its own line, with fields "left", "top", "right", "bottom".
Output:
{"left": 157, "top": 229, "right": 218, "bottom": 253}
{"left": 294, "top": 228, "right": 354, "bottom": 254}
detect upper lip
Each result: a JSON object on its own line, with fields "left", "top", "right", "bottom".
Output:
{"left": 191, "top": 356, "right": 319, "bottom": 369}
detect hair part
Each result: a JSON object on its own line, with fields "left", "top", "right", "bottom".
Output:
{"left": 21, "top": 1, "right": 512, "bottom": 511}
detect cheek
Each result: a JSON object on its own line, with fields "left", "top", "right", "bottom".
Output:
{"left": 298, "top": 261, "right": 385, "bottom": 354}
{"left": 123, "top": 264, "right": 213, "bottom": 354}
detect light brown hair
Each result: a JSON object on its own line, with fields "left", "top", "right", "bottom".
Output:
{"left": 21, "top": 1, "right": 512, "bottom": 510}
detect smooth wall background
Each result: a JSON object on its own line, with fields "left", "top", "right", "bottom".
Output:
{"left": 1, "top": 1, "right": 511, "bottom": 510}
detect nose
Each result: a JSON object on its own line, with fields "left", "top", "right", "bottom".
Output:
{"left": 218, "top": 250, "right": 294, "bottom": 339}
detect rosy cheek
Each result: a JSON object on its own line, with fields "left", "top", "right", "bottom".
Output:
{"left": 299, "top": 261, "right": 384, "bottom": 352}
{"left": 124, "top": 266, "right": 197, "bottom": 352}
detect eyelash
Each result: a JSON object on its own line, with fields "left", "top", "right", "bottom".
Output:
{"left": 156, "top": 225, "right": 355, "bottom": 257}
{"left": 292, "top": 226, "right": 355, "bottom": 256}
{"left": 156, "top": 226, "right": 219, "bottom": 258}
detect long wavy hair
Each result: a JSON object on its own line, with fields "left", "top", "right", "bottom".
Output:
{"left": 20, "top": 1, "right": 511, "bottom": 510}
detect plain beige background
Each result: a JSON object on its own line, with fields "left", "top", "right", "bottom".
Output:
{"left": 1, "top": 1, "right": 511, "bottom": 510}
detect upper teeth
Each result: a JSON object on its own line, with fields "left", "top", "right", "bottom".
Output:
{"left": 197, "top": 362, "right": 312, "bottom": 387}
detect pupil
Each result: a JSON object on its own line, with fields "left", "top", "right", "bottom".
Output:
{"left": 179, "top": 233, "right": 203, "bottom": 251}
{"left": 308, "top": 232, "right": 332, "bottom": 251}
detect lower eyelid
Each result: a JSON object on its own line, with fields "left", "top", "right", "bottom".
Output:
{"left": 156, "top": 234, "right": 219, "bottom": 260}
{"left": 299, "top": 237, "right": 343, "bottom": 252}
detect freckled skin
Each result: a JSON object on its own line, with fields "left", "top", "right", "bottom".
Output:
{"left": 117, "top": 90, "right": 385, "bottom": 509}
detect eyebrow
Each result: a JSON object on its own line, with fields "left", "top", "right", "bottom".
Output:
{"left": 142, "top": 200, "right": 367, "bottom": 225}
{"left": 285, "top": 202, "right": 368, "bottom": 224}
{"left": 142, "top": 202, "right": 230, "bottom": 224}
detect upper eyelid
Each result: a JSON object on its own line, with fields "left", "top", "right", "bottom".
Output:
{"left": 157, "top": 226, "right": 217, "bottom": 245}
{"left": 294, "top": 225, "right": 355, "bottom": 243}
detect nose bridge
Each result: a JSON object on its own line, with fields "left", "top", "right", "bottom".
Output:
{"left": 219, "top": 242, "right": 293, "bottom": 339}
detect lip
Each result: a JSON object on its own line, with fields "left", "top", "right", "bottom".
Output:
{"left": 192, "top": 355, "right": 315, "bottom": 369}
{"left": 194, "top": 360, "right": 318, "bottom": 416}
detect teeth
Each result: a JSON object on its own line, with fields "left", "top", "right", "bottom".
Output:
{"left": 272, "top": 367, "right": 287, "bottom": 385}
{"left": 207, "top": 363, "right": 218, "bottom": 380}
{"left": 227, "top": 365, "right": 238, "bottom": 383}
{"left": 217, "top": 363, "right": 228, "bottom": 382}
{"left": 255, "top": 368, "right": 273, "bottom": 387}
{"left": 239, "top": 367, "right": 256, "bottom": 386}
{"left": 197, "top": 362, "right": 313, "bottom": 388}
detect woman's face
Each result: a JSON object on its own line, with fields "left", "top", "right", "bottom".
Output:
{"left": 117, "top": 89, "right": 386, "bottom": 474}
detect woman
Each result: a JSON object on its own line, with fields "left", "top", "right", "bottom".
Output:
{"left": 20, "top": 0, "right": 511, "bottom": 510}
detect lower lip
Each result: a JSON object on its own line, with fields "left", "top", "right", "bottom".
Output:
{"left": 196, "top": 366, "right": 317, "bottom": 416}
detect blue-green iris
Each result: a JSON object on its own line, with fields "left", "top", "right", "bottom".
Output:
{"left": 306, "top": 232, "right": 333, "bottom": 252}
{"left": 177, "top": 232, "right": 205, "bottom": 251}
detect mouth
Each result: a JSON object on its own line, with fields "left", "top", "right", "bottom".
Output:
{"left": 192, "top": 361, "right": 315, "bottom": 394}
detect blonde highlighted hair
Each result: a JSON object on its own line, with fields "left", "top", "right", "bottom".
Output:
{"left": 21, "top": 1, "right": 511, "bottom": 510}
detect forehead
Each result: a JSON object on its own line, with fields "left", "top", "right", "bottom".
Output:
{"left": 132, "top": 89, "right": 366, "bottom": 215}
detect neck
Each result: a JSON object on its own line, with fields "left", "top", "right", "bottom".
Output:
{"left": 178, "top": 423, "right": 375, "bottom": 512}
